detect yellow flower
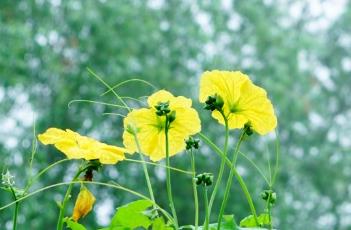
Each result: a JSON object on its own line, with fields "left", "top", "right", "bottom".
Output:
{"left": 199, "top": 70, "right": 277, "bottom": 135}
{"left": 72, "top": 186, "right": 96, "bottom": 222}
{"left": 123, "top": 90, "right": 201, "bottom": 161}
{"left": 38, "top": 128, "right": 128, "bottom": 164}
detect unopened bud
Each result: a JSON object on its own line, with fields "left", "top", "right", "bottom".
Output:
{"left": 72, "top": 186, "right": 96, "bottom": 222}
{"left": 167, "top": 111, "right": 176, "bottom": 123}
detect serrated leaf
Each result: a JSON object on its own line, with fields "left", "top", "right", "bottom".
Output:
{"left": 64, "top": 218, "right": 87, "bottom": 230}
{"left": 110, "top": 199, "right": 153, "bottom": 229}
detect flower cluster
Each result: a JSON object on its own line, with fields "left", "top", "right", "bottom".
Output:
{"left": 36, "top": 70, "right": 278, "bottom": 226}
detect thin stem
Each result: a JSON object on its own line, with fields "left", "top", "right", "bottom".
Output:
{"left": 56, "top": 169, "right": 83, "bottom": 230}
{"left": 208, "top": 112, "right": 229, "bottom": 220}
{"left": 10, "top": 187, "right": 19, "bottom": 230}
{"left": 271, "top": 130, "right": 280, "bottom": 187}
{"left": 132, "top": 133, "right": 157, "bottom": 211}
{"left": 266, "top": 191, "right": 273, "bottom": 230}
{"left": 238, "top": 151, "right": 270, "bottom": 186}
{"left": 24, "top": 159, "right": 70, "bottom": 194}
{"left": 190, "top": 150, "right": 199, "bottom": 230}
{"left": 165, "top": 117, "right": 179, "bottom": 229}
{"left": 217, "top": 131, "right": 245, "bottom": 229}
{"left": 199, "top": 132, "right": 259, "bottom": 225}
{"left": 218, "top": 131, "right": 259, "bottom": 229}
{"left": 124, "top": 158, "right": 192, "bottom": 175}
{"left": 204, "top": 187, "right": 209, "bottom": 230}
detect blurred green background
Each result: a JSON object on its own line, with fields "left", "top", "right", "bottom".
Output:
{"left": 1, "top": 0, "right": 351, "bottom": 229}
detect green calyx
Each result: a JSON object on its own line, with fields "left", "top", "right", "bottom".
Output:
{"left": 185, "top": 137, "right": 200, "bottom": 150}
{"left": 204, "top": 94, "right": 224, "bottom": 112}
{"left": 195, "top": 173, "right": 213, "bottom": 187}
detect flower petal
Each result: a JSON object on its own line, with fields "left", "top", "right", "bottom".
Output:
{"left": 147, "top": 90, "right": 174, "bottom": 107}
{"left": 37, "top": 128, "right": 73, "bottom": 145}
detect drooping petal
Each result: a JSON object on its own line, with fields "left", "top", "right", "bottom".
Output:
{"left": 97, "top": 145, "right": 128, "bottom": 164}
{"left": 38, "top": 128, "right": 73, "bottom": 145}
{"left": 38, "top": 128, "right": 127, "bottom": 164}
{"left": 54, "top": 140, "right": 86, "bottom": 159}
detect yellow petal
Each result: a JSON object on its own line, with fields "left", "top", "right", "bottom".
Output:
{"left": 97, "top": 145, "right": 127, "bottom": 164}
{"left": 147, "top": 90, "right": 175, "bottom": 107}
{"left": 123, "top": 108, "right": 162, "bottom": 160}
{"left": 199, "top": 70, "right": 250, "bottom": 104}
{"left": 37, "top": 128, "right": 72, "bottom": 145}
{"left": 170, "top": 96, "right": 192, "bottom": 109}
{"left": 54, "top": 141, "right": 86, "bottom": 159}
{"left": 72, "top": 186, "right": 96, "bottom": 222}
{"left": 237, "top": 81, "right": 277, "bottom": 134}
{"left": 39, "top": 127, "right": 127, "bottom": 164}
{"left": 199, "top": 70, "right": 277, "bottom": 135}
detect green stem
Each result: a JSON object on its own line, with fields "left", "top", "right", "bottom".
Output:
{"left": 199, "top": 133, "right": 259, "bottom": 227}
{"left": 24, "top": 159, "right": 70, "bottom": 194}
{"left": 165, "top": 117, "right": 179, "bottom": 229}
{"left": 208, "top": 113, "right": 229, "bottom": 220}
{"left": 217, "top": 131, "right": 259, "bottom": 229}
{"left": 10, "top": 187, "right": 19, "bottom": 230}
{"left": 132, "top": 134, "right": 157, "bottom": 211}
{"left": 56, "top": 169, "right": 83, "bottom": 230}
{"left": 190, "top": 150, "right": 199, "bottom": 230}
{"left": 266, "top": 189, "right": 273, "bottom": 229}
{"left": 204, "top": 187, "right": 209, "bottom": 230}
{"left": 217, "top": 131, "right": 245, "bottom": 229}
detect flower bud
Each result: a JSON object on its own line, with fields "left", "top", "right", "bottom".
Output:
{"left": 195, "top": 173, "right": 213, "bottom": 187}
{"left": 244, "top": 122, "right": 253, "bottom": 136}
{"left": 72, "top": 186, "right": 96, "bottom": 222}
{"left": 155, "top": 101, "right": 171, "bottom": 116}
{"left": 204, "top": 94, "right": 224, "bottom": 111}
{"left": 260, "top": 190, "right": 277, "bottom": 205}
{"left": 167, "top": 111, "right": 176, "bottom": 123}
{"left": 185, "top": 137, "right": 200, "bottom": 150}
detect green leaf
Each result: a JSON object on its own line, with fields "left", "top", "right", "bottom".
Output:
{"left": 152, "top": 217, "right": 173, "bottom": 230}
{"left": 181, "top": 215, "right": 237, "bottom": 230}
{"left": 64, "top": 218, "right": 87, "bottom": 230}
{"left": 110, "top": 199, "right": 153, "bottom": 229}
{"left": 239, "top": 213, "right": 270, "bottom": 228}
{"left": 257, "top": 213, "right": 270, "bottom": 226}
{"left": 240, "top": 215, "right": 257, "bottom": 227}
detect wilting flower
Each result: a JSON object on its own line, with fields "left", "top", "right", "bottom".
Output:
{"left": 38, "top": 128, "right": 129, "bottom": 164}
{"left": 72, "top": 186, "right": 96, "bottom": 222}
{"left": 123, "top": 90, "right": 201, "bottom": 161}
{"left": 199, "top": 70, "right": 277, "bottom": 135}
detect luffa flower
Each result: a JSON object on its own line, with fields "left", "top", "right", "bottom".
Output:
{"left": 38, "top": 128, "right": 128, "bottom": 164}
{"left": 199, "top": 70, "right": 277, "bottom": 135}
{"left": 72, "top": 185, "right": 96, "bottom": 222}
{"left": 123, "top": 90, "right": 201, "bottom": 161}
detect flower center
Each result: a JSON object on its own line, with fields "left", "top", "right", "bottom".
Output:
{"left": 155, "top": 116, "right": 166, "bottom": 132}
{"left": 229, "top": 104, "right": 240, "bottom": 113}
